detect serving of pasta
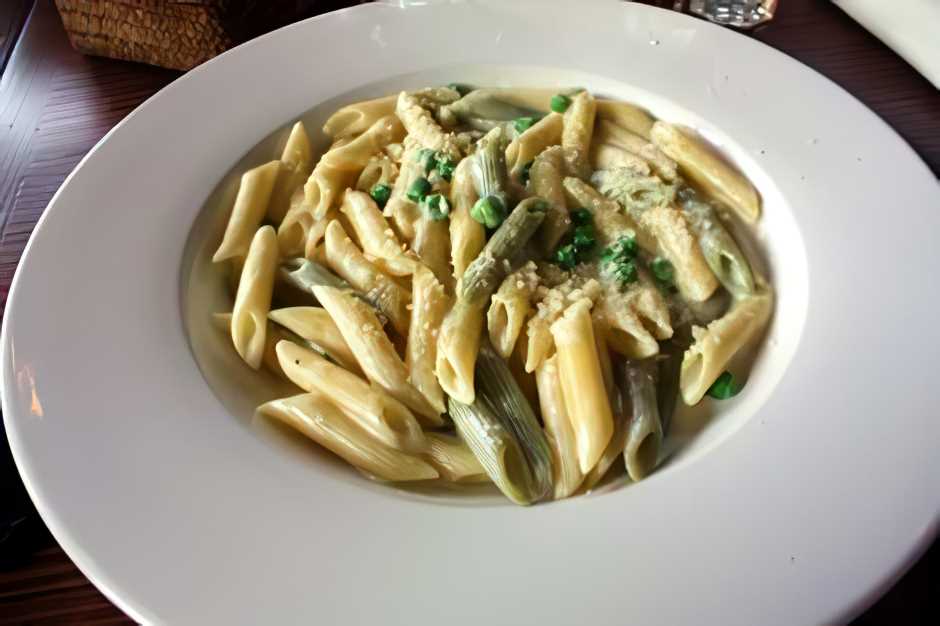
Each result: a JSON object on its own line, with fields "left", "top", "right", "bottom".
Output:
{"left": 207, "top": 85, "right": 773, "bottom": 505}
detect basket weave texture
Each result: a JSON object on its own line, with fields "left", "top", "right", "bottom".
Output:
{"left": 55, "top": 1, "right": 234, "bottom": 71}
{"left": 53, "top": 1, "right": 365, "bottom": 71}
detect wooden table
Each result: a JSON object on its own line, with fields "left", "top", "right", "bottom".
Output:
{"left": 1, "top": 1, "right": 937, "bottom": 623}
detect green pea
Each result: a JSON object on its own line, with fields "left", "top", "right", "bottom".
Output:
{"left": 550, "top": 94, "right": 571, "bottom": 113}
{"left": 651, "top": 256, "right": 674, "bottom": 284}
{"left": 470, "top": 195, "right": 506, "bottom": 229}
{"left": 707, "top": 371, "right": 742, "bottom": 399}
{"left": 369, "top": 183, "right": 392, "bottom": 208}
{"left": 514, "top": 116, "right": 537, "bottom": 134}
{"left": 407, "top": 177, "right": 432, "bottom": 203}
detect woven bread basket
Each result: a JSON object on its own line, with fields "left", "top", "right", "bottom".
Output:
{"left": 54, "top": 1, "right": 364, "bottom": 71}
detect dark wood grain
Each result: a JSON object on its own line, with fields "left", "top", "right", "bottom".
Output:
{"left": 0, "top": 0, "right": 937, "bottom": 624}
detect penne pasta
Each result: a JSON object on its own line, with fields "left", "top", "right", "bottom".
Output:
{"left": 206, "top": 85, "right": 774, "bottom": 504}
{"left": 594, "top": 283, "right": 673, "bottom": 359}
{"left": 231, "top": 226, "right": 279, "bottom": 369}
{"left": 214, "top": 161, "right": 281, "bottom": 262}
{"left": 406, "top": 266, "right": 450, "bottom": 415}
{"left": 383, "top": 138, "right": 423, "bottom": 243}
{"left": 537, "top": 355, "right": 585, "bottom": 499}
{"left": 321, "top": 115, "right": 405, "bottom": 172}
{"left": 396, "top": 91, "right": 460, "bottom": 158}
{"left": 268, "top": 306, "right": 361, "bottom": 375}
{"left": 561, "top": 91, "right": 596, "bottom": 179}
{"left": 259, "top": 393, "right": 439, "bottom": 482}
{"left": 594, "top": 119, "right": 677, "bottom": 181}
{"left": 530, "top": 145, "right": 570, "bottom": 253}
{"left": 212, "top": 312, "right": 293, "bottom": 381}
{"left": 640, "top": 204, "right": 719, "bottom": 303}
{"left": 595, "top": 99, "right": 655, "bottom": 140}
{"left": 577, "top": 329, "right": 628, "bottom": 492}
{"left": 448, "top": 157, "right": 485, "bottom": 290}
{"left": 487, "top": 262, "right": 539, "bottom": 359}
{"left": 276, "top": 341, "right": 427, "bottom": 453}
{"left": 339, "top": 190, "right": 418, "bottom": 277}
{"left": 322, "top": 220, "right": 411, "bottom": 336}
{"left": 504, "top": 112, "right": 564, "bottom": 178}
{"left": 589, "top": 142, "right": 652, "bottom": 175}
{"left": 323, "top": 94, "right": 398, "bottom": 139}
{"left": 525, "top": 276, "right": 603, "bottom": 373}
{"left": 313, "top": 285, "right": 442, "bottom": 425}
{"left": 412, "top": 215, "right": 453, "bottom": 293}
{"left": 279, "top": 162, "right": 355, "bottom": 256}
{"left": 651, "top": 121, "right": 760, "bottom": 222}
{"left": 680, "top": 288, "right": 773, "bottom": 405}
{"left": 551, "top": 299, "right": 615, "bottom": 474}
{"left": 562, "top": 176, "right": 655, "bottom": 251}
{"left": 355, "top": 155, "right": 398, "bottom": 192}
{"left": 424, "top": 433, "right": 488, "bottom": 483}
{"left": 268, "top": 122, "right": 314, "bottom": 224}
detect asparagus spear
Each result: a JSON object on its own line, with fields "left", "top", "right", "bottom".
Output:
{"left": 449, "top": 342, "right": 554, "bottom": 505}
{"left": 461, "top": 197, "right": 547, "bottom": 305}
{"left": 470, "top": 126, "right": 510, "bottom": 228}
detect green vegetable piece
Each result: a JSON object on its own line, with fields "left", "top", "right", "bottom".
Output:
{"left": 470, "top": 195, "right": 507, "bottom": 229}
{"left": 706, "top": 371, "right": 742, "bottom": 400}
{"left": 600, "top": 235, "right": 638, "bottom": 265}
{"left": 650, "top": 257, "right": 674, "bottom": 284}
{"left": 417, "top": 148, "right": 438, "bottom": 175}
{"left": 612, "top": 260, "right": 638, "bottom": 286}
{"left": 447, "top": 83, "right": 471, "bottom": 97}
{"left": 520, "top": 160, "right": 534, "bottom": 185}
{"left": 422, "top": 193, "right": 451, "bottom": 221}
{"left": 436, "top": 156, "right": 457, "bottom": 182}
{"left": 461, "top": 197, "right": 547, "bottom": 304}
{"left": 554, "top": 244, "right": 578, "bottom": 270}
{"left": 572, "top": 224, "right": 595, "bottom": 250}
{"left": 369, "top": 183, "right": 392, "bottom": 208}
{"left": 550, "top": 94, "right": 571, "bottom": 113}
{"left": 570, "top": 208, "right": 592, "bottom": 226}
{"left": 407, "top": 177, "right": 432, "bottom": 203}
{"left": 514, "top": 116, "right": 538, "bottom": 134}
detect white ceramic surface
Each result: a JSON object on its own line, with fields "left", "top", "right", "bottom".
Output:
{"left": 3, "top": 1, "right": 939, "bottom": 623}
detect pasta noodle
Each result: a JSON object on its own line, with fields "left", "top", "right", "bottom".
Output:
{"left": 651, "top": 121, "right": 760, "bottom": 222}
{"left": 268, "top": 122, "right": 313, "bottom": 224}
{"left": 214, "top": 161, "right": 280, "bottom": 262}
{"left": 276, "top": 341, "right": 427, "bottom": 453}
{"left": 505, "top": 112, "right": 563, "bottom": 178}
{"left": 406, "top": 266, "right": 450, "bottom": 415}
{"left": 529, "top": 146, "right": 569, "bottom": 253}
{"left": 267, "top": 306, "right": 361, "bottom": 375}
{"left": 595, "top": 99, "right": 655, "bottom": 140}
{"left": 322, "top": 219, "right": 411, "bottom": 336}
{"left": 313, "top": 285, "right": 442, "bottom": 425}
{"left": 551, "top": 299, "right": 615, "bottom": 473}
{"left": 487, "top": 262, "right": 539, "bottom": 359}
{"left": 536, "top": 355, "right": 585, "bottom": 498}
{"left": 448, "top": 157, "right": 485, "bottom": 290}
{"left": 424, "top": 432, "right": 488, "bottom": 483}
{"left": 680, "top": 288, "right": 773, "bottom": 405}
{"left": 323, "top": 94, "right": 398, "bottom": 139}
{"left": 561, "top": 91, "right": 596, "bottom": 179}
{"left": 206, "top": 84, "right": 774, "bottom": 505}
{"left": 230, "top": 225, "right": 278, "bottom": 369}
{"left": 259, "top": 393, "right": 439, "bottom": 481}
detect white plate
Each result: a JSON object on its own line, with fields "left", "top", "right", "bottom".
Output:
{"left": 3, "top": 1, "right": 939, "bottom": 623}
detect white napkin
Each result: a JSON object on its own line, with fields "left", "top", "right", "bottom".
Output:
{"left": 832, "top": 0, "right": 940, "bottom": 89}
